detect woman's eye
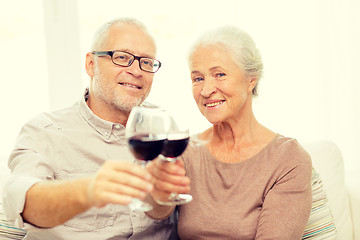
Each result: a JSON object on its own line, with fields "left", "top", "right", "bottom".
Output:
{"left": 215, "top": 73, "right": 226, "bottom": 78}
{"left": 193, "top": 77, "right": 204, "bottom": 82}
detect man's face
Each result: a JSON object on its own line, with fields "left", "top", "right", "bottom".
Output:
{"left": 86, "top": 23, "right": 157, "bottom": 118}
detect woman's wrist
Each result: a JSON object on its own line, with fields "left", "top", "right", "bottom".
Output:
{"left": 144, "top": 194, "right": 176, "bottom": 220}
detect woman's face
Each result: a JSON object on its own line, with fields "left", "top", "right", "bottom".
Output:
{"left": 190, "top": 45, "right": 256, "bottom": 125}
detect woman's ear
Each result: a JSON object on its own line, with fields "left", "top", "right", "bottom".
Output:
{"left": 85, "top": 52, "right": 95, "bottom": 77}
{"left": 248, "top": 76, "right": 257, "bottom": 94}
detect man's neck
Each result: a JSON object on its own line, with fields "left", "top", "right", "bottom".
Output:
{"left": 86, "top": 95, "right": 129, "bottom": 126}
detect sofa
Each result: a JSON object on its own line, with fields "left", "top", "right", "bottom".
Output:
{"left": 0, "top": 140, "right": 359, "bottom": 239}
{"left": 301, "top": 140, "right": 360, "bottom": 240}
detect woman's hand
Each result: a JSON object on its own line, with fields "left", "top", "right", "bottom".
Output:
{"left": 147, "top": 158, "right": 190, "bottom": 204}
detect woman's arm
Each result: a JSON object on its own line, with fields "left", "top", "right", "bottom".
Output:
{"left": 255, "top": 155, "right": 312, "bottom": 240}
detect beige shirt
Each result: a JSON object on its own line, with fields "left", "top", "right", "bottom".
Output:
{"left": 178, "top": 135, "right": 312, "bottom": 240}
{"left": 2, "top": 90, "right": 176, "bottom": 240}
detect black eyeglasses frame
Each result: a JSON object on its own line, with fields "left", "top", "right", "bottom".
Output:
{"left": 92, "top": 50, "right": 161, "bottom": 73}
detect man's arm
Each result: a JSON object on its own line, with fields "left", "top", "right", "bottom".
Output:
{"left": 22, "top": 161, "right": 153, "bottom": 228}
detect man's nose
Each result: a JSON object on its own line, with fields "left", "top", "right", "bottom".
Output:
{"left": 126, "top": 59, "right": 143, "bottom": 77}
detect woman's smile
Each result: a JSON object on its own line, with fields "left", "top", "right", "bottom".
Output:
{"left": 204, "top": 100, "right": 225, "bottom": 108}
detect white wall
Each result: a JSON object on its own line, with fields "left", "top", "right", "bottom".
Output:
{"left": 1, "top": 0, "right": 359, "bottom": 179}
{"left": 0, "top": 0, "right": 48, "bottom": 155}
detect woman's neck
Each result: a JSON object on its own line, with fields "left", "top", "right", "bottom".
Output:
{"left": 200, "top": 115, "right": 276, "bottom": 163}
{"left": 212, "top": 112, "right": 260, "bottom": 145}
{"left": 200, "top": 112, "right": 275, "bottom": 150}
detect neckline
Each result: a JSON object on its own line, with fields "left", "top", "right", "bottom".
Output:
{"left": 202, "top": 133, "right": 281, "bottom": 165}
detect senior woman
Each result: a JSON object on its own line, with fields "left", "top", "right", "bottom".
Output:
{"left": 147, "top": 26, "right": 312, "bottom": 239}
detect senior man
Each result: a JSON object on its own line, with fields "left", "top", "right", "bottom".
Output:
{"left": 2, "top": 18, "right": 188, "bottom": 240}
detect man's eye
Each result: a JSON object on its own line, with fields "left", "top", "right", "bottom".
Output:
{"left": 142, "top": 60, "right": 153, "bottom": 66}
{"left": 116, "top": 55, "right": 127, "bottom": 60}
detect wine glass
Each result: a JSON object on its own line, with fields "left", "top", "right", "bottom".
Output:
{"left": 156, "top": 114, "right": 193, "bottom": 206}
{"left": 125, "top": 106, "right": 169, "bottom": 211}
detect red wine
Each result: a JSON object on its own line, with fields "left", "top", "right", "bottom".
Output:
{"left": 128, "top": 134, "right": 165, "bottom": 161}
{"left": 162, "top": 137, "right": 189, "bottom": 158}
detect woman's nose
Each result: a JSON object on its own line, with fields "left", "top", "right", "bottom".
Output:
{"left": 200, "top": 79, "right": 216, "bottom": 97}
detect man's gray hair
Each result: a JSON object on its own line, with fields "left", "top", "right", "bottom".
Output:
{"left": 90, "top": 17, "right": 150, "bottom": 51}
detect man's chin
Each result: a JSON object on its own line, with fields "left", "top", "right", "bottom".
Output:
{"left": 114, "top": 97, "right": 143, "bottom": 112}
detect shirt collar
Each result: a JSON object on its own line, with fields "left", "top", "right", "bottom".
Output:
{"left": 78, "top": 88, "right": 126, "bottom": 140}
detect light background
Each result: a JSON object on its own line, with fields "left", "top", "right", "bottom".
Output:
{"left": 0, "top": 0, "right": 359, "bottom": 181}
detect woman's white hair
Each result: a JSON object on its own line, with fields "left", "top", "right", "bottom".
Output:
{"left": 188, "top": 26, "right": 263, "bottom": 96}
{"left": 90, "top": 17, "right": 152, "bottom": 51}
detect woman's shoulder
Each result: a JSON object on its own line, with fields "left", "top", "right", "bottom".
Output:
{"left": 270, "top": 134, "right": 312, "bottom": 167}
{"left": 273, "top": 135, "right": 308, "bottom": 154}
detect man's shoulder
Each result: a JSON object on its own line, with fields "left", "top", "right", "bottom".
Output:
{"left": 25, "top": 102, "right": 79, "bottom": 129}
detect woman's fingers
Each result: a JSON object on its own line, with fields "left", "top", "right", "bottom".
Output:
{"left": 154, "top": 178, "right": 190, "bottom": 194}
{"left": 147, "top": 158, "right": 191, "bottom": 201}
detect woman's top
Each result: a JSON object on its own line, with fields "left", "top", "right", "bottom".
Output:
{"left": 178, "top": 134, "right": 312, "bottom": 240}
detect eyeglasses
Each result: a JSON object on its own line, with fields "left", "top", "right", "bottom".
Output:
{"left": 92, "top": 50, "right": 161, "bottom": 73}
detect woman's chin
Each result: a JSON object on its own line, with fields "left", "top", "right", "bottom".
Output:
{"left": 206, "top": 117, "right": 223, "bottom": 126}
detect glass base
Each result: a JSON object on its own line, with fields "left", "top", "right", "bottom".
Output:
{"left": 128, "top": 198, "right": 153, "bottom": 211}
{"left": 156, "top": 193, "right": 193, "bottom": 206}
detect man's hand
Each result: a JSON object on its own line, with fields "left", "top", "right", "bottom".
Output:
{"left": 87, "top": 161, "right": 154, "bottom": 208}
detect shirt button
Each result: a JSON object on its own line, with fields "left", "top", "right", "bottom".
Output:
{"left": 114, "top": 124, "right": 121, "bottom": 130}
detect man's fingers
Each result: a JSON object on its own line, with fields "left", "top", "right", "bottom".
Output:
{"left": 104, "top": 161, "right": 153, "bottom": 181}
{"left": 103, "top": 170, "right": 153, "bottom": 192}
{"left": 99, "top": 181, "right": 148, "bottom": 199}
{"left": 95, "top": 192, "right": 133, "bottom": 207}
{"left": 87, "top": 161, "right": 155, "bottom": 207}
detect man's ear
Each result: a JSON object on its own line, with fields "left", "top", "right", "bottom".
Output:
{"left": 85, "top": 52, "right": 95, "bottom": 77}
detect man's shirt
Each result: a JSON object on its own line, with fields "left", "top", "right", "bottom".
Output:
{"left": 2, "top": 90, "right": 176, "bottom": 240}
